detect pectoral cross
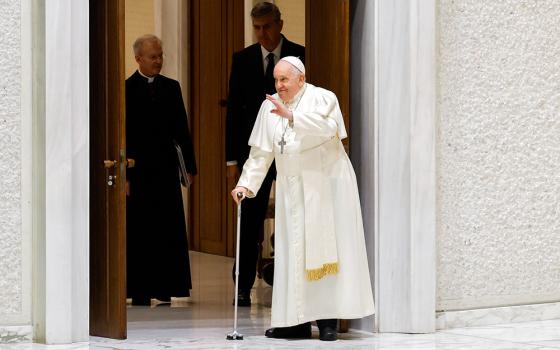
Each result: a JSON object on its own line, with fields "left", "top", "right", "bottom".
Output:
{"left": 278, "top": 136, "right": 286, "bottom": 154}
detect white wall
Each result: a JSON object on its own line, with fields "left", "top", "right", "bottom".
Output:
{"left": 437, "top": 0, "right": 560, "bottom": 311}
{"left": 0, "top": 0, "right": 33, "bottom": 342}
{"left": 0, "top": 0, "right": 24, "bottom": 320}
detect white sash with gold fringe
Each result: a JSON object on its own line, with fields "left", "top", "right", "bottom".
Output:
{"left": 275, "top": 137, "right": 344, "bottom": 280}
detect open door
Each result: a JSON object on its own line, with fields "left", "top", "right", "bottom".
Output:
{"left": 188, "top": 0, "right": 244, "bottom": 256}
{"left": 89, "top": 0, "right": 127, "bottom": 339}
{"left": 305, "top": 0, "right": 351, "bottom": 332}
{"left": 305, "top": 0, "right": 350, "bottom": 143}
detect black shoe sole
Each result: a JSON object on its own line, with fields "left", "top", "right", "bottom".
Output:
{"left": 265, "top": 323, "right": 312, "bottom": 339}
{"left": 319, "top": 333, "right": 338, "bottom": 341}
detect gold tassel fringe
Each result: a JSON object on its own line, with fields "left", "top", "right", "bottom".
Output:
{"left": 305, "top": 262, "right": 339, "bottom": 281}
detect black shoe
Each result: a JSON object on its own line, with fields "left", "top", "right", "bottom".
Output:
{"left": 317, "top": 319, "right": 338, "bottom": 341}
{"left": 131, "top": 297, "right": 150, "bottom": 306}
{"left": 318, "top": 326, "right": 337, "bottom": 341}
{"left": 265, "top": 322, "right": 312, "bottom": 339}
{"left": 233, "top": 290, "right": 251, "bottom": 307}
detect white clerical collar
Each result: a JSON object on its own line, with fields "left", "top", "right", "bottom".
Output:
{"left": 261, "top": 37, "right": 283, "bottom": 69}
{"left": 138, "top": 69, "right": 156, "bottom": 83}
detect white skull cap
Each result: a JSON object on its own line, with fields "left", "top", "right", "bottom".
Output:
{"left": 279, "top": 56, "right": 305, "bottom": 75}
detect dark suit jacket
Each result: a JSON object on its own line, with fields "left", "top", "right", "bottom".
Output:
{"left": 226, "top": 36, "right": 305, "bottom": 167}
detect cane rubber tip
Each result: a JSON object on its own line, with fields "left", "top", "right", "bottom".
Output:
{"left": 226, "top": 334, "right": 243, "bottom": 340}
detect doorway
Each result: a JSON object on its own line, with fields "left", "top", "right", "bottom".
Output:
{"left": 89, "top": 0, "right": 355, "bottom": 339}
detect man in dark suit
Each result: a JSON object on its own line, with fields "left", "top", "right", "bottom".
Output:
{"left": 126, "top": 34, "right": 197, "bottom": 306}
{"left": 226, "top": 2, "right": 305, "bottom": 306}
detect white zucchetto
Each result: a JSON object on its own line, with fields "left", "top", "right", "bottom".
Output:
{"left": 279, "top": 56, "right": 305, "bottom": 75}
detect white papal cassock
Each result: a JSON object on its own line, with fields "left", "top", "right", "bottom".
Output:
{"left": 237, "top": 83, "right": 375, "bottom": 327}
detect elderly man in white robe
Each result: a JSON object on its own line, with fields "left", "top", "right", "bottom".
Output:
{"left": 231, "top": 56, "right": 374, "bottom": 341}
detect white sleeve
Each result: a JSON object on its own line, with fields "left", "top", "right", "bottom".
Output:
{"left": 236, "top": 146, "right": 274, "bottom": 198}
{"left": 248, "top": 100, "right": 276, "bottom": 152}
{"left": 291, "top": 91, "right": 345, "bottom": 138}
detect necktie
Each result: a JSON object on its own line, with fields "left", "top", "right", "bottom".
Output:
{"left": 265, "top": 52, "right": 276, "bottom": 94}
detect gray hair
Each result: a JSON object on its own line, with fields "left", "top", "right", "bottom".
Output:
{"left": 251, "top": 2, "right": 281, "bottom": 22}
{"left": 133, "top": 34, "right": 162, "bottom": 56}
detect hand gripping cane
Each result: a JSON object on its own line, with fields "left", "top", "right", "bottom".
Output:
{"left": 227, "top": 192, "right": 245, "bottom": 340}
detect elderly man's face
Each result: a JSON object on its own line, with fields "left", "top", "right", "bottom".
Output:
{"left": 252, "top": 15, "right": 283, "bottom": 52}
{"left": 274, "top": 61, "right": 305, "bottom": 102}
{"left": 135, "top": 41, "right": 163, "bottom": 77}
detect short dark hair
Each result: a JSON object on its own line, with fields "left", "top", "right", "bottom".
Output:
{"left": 251, "top": 2, "right": 281, "bottom": 22}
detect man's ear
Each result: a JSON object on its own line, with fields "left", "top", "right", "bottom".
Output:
{"left": 134, "top": 55, "right": 141, "bottom": 64}
{"left": 278, "top": 19, "right": 284, "bottom": 32}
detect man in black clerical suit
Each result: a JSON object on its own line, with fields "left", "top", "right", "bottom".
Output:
{"left": 126, "top": 34, "right": 197, "bottom": 306}
{"left": 226, "top": 2, "right": 305, "bottom": 306}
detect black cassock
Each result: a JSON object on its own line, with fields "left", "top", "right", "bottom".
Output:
{"left": 126, "top": 71, "right": 197, "bottom": 299}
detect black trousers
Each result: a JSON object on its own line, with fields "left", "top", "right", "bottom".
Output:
{"left": 234, "top": 164, "right": 275, "bottom": 291}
